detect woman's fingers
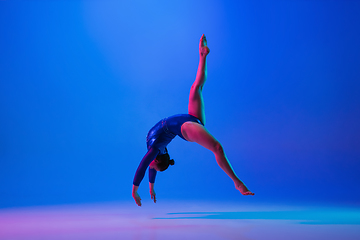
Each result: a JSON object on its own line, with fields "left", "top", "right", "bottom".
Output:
{"left": 151, "top": 193, "right": 157, "bottom": 203}
{"left": 133, "top": 193, "right": 142, "bottom": 206}
{"left": 136, "top": 197, "right": 142, "bottom": 206}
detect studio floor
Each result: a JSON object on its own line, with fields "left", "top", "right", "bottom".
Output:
{"left": 0, "top": 200, "right": 359, "bottom": 240}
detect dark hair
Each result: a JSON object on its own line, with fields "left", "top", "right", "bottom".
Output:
{"left": 155, "top": 152, "right": 175, "bottom": 172}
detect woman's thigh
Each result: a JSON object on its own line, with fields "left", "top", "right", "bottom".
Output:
{"left": 181, "top": 121, "right": 218, "bottom": 151}
{"left": 188, "top": 86, "right": 206, "bottom": 125}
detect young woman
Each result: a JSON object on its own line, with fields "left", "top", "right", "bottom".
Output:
{"left": 132, "top": 34, "right": 254, "bottom": 206}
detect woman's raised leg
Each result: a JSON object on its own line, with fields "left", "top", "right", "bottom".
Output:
{"left": 188, "top": 34, "right": 210, "bottom": 125}
{"left": 181, "top": 122, "right": 254, "bottom": 196}
{"left": 184, "top": 35, "right": 253, "bottom": 195}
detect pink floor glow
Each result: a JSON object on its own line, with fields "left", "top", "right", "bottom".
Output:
{"left": 0, "top": 201, "right": 359, "bottom": 240}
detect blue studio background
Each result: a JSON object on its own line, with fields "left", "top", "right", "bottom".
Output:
{"left": 1, "top": 0, "right": 359, "bottom": 208}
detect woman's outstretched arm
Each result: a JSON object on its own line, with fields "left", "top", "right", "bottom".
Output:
{"left": 149, "top": 168, "right": 157, "bottom": 203}
{"left": 132, "top": 147, "right": 159, "bottom": 206}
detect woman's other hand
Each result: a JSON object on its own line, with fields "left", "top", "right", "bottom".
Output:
{"left": 132, "top": 185, "right": 142, "bottom": 206}
{"left": 150, "top": 189, "right": 156, "bottom": 203}
{"left": 149, "top": 183, "right": 157, "bottom": 203}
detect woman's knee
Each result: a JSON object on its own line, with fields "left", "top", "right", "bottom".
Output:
{"left": 190, "top": 85, "right": 203, "bottom": 96}
{"left": 213, "top": 142, "right": 224, "bottom": 155}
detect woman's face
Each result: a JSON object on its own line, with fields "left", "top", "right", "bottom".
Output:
{"left": 149, "top": 160, "right": 160, "bottom": 171}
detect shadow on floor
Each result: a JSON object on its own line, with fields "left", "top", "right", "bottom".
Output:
{"left": 154, "top": 209, "right": 360, "bottom": 225}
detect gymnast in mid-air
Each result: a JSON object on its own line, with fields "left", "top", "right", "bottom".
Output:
{"left": 132, "top": 34, "right": 254, "bottom": 206}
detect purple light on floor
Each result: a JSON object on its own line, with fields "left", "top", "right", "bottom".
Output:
{"left": 0, "top": 201, "right": 359, "bottom": 240}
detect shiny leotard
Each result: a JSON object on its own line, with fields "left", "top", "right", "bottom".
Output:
{"left": 133, "top": 114, "right": 204, "bottom": 186}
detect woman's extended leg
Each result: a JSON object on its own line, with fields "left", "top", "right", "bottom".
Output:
{"left": 184, "top": 34, "right": 253, "bottom": 195}
{"left": 188, "top": 34, "right": 210, "bottom": 125}
{"left": 181, "top": 122, "right": 254, "bottom": 195}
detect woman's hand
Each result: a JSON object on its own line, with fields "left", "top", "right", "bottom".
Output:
{"left": 132, "top": 185, "right": 142, "bottom": 206}
{"left": 133, "top": 192, "right": 142, "bottom": 206}
{"left": 149, "top": 182, "right": 156, "bottom": 203}
{"left": 150, "top": 189, "right": 156, "bottom": 203}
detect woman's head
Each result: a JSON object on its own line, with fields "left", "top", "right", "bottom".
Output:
{"left": 149, "top": 150, "right": 175, "bottom": 172}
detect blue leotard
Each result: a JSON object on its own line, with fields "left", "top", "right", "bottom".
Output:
{"left": 133, "top": 114, "right": 203, "bottom": 186}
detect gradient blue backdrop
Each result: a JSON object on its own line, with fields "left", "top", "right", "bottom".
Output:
{"left": 1, "top": 0, "right": 359, "bottom": 208}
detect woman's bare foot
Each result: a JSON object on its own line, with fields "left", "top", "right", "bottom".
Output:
{"left": 235, "top": 180, "right": 255, "bottom": 196}
{"left": 199, "top": 34, "right": 210, "bottom": 56}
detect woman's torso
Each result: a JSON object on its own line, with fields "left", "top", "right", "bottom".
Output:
{"left": 146, "top": 114, "right": 203, "bottom": 152}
